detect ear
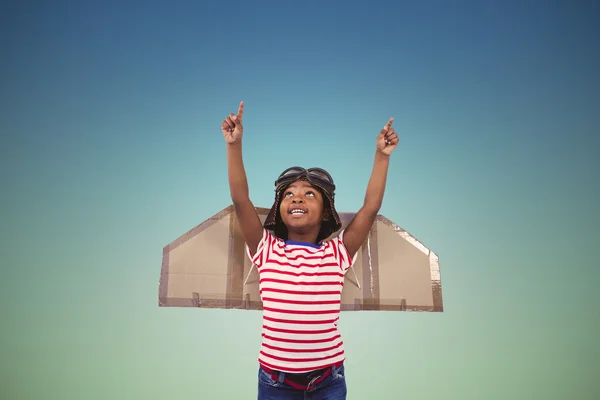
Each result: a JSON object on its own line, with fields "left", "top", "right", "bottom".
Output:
{"left": 322, "top": 206, "right": 331, "bottom": 221}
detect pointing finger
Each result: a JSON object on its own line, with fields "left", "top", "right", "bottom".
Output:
{"left": 237, "top": 101, "right": 244, "bottom": 121}
{"left": 383, "top": 117, "right": 394, "bottom": 131}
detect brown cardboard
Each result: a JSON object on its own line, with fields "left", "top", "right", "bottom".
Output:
{"left": 158, "top": 205, "right": 443, "bottom": 312}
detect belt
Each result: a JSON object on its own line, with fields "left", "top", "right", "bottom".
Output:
{"left": 261, "top": 362, "right": 343, "bottom": 391}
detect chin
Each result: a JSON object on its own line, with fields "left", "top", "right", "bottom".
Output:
{"left": 280, "top": 216, "right": 304, "bottom": 226}
{"left": 283, "top": 221, "right": 308, "bottom": 230}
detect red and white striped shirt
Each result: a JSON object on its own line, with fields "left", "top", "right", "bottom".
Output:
{"left": 246, "top": 229, "right": 356, "bottom": 374}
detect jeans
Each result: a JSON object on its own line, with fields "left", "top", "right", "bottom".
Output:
{"left": 257, "top": 363, "right": 347, "bottom": 400}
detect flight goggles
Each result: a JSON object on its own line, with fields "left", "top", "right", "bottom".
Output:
{"left": 274, "top": 167, "right": 336, "bottom": 196}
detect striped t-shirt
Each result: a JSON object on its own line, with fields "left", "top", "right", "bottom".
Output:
{"left": 246, "top": 228, "right": 356, "bottom": 374}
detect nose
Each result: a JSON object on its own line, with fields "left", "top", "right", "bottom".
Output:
{"left": 292, "top": 197, "right": 304, "bottom": 203}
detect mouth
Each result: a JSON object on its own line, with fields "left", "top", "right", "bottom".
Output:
{"left": 288, "top": 208, "right": 307, "bottom": 216}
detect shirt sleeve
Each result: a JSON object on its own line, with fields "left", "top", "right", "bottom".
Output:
{"left": 245, "top": 229, "right": 274, "bottom": 270}
{"left": 332, "top": 230, "right": 358, "bottom": 274}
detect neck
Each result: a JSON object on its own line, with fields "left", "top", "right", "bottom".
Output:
{"left": 286, "top": 231, "right": 319, "bottom": 244}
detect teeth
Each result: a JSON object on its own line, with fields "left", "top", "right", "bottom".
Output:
{"left": 291, "top": 209, "right": 306, "bottom": 214}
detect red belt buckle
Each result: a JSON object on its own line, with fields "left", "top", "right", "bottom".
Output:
{"left": 306, "top": 374, "right": 323, "bottom": 390}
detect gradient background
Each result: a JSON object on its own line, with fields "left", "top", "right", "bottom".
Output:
{"left": 2, "top": 1, "right": 599, "bottom": 399}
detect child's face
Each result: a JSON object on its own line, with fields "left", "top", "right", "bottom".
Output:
{"left": 279, "top": 179, "right": 328, "bottom": 236}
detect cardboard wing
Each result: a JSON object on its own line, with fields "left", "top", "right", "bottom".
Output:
{"left": 158, "top": 205, "right": 443, "bottom": 312}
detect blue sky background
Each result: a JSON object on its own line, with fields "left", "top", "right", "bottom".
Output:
{"left": 1, "top": 1, "right": 599, "bottom": 399}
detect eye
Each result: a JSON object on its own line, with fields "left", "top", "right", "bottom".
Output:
{"left": 284, "top": 192, "right": 293, "bottom": 198}
{"left": 305, "top": 191, "right": 315, "bottom": 197}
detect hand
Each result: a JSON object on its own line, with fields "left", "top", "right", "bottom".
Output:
{"left": 221, "top": 101, "right": 244, "bottom": 144}
{"left": 376, "top": 118, "right": 399, "bottom": 156}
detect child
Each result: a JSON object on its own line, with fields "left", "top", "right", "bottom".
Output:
{"left": 221, "top": 101, "right": 399, "bottom": 399}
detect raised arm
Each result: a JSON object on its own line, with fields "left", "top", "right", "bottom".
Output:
{"left": 222, "top": 101, "right": 264, "bottom": 255}
{"left": 342, "top": 118, "right": 399, "bottom": 259}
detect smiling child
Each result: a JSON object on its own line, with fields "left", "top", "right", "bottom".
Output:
{"left": 221, "top": 101, "right": 399, "bottom": 400}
